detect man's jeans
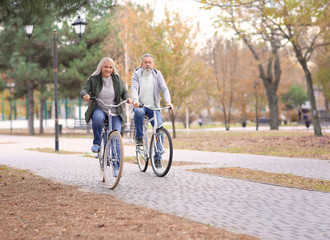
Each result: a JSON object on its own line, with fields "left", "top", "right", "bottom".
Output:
{"left": 133, "top": 107, "right": 163, "bottom": 160}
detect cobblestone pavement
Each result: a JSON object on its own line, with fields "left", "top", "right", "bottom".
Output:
{"left": 1, "top": 135, "right": 330, "bottom": 240}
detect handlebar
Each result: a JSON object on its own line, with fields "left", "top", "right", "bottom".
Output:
{"left": 139, "top": 104, "right": 171, "bottom": 111}
{"left": 90, "top": 97, "right": 128, "bottom": 108}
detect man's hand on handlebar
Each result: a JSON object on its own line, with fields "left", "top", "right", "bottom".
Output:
{"left": 167, "top": 102, "right": 174, "bottom": 111}
{"left": 133, "top": 102, "right": 141, "bottom": 108}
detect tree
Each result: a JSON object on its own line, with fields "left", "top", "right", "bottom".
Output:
{"left": 8, "top": 53, "right": 47, "bottom": 135}
{"left": 314, "top": 47, "right": 330, "bottom": 115}
{"left": 200, "top": 0, "right": 284, "bottom": 130}
{"left": 281, "top": 84, "right": 308, "bottom": 124}
{"left": 200, "top": 0, "right": 328, "bottom": 136}
{"left": 202, "top": 37, "right": 240, "bottom": 130}
{"left": 59, "top": 12, "right": 117, "bottom": 99}
{"left": 281, "top": 84, "right": 308, "bottom": 110}
{"left": 262, "top": 0, "right": 328, "bottom": 136}
{"left": 0, "top": 0, "right": 118, "bottom": 24}
{"left": 114, "top": 3, "right": 200, "bottom": 138}
{"left": 0, "top": 16, "right": 52, "bottom": 135}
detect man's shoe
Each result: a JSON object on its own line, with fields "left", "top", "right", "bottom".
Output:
{"left": 135, "top": 138, "right": 143, "bottom": 146}
{"left": 155, "top": 159, "right": 162, "bottom": 168}
{"left": 91, "top": 144, "right": 100, "bottom": 153}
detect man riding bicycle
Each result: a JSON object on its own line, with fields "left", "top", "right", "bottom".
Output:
{"left": 131, "top": 53, "right": 174, "bottom": 147}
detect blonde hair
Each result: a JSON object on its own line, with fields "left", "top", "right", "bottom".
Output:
{"left": 91, "top": 57, "right": 118, "bottom": 76}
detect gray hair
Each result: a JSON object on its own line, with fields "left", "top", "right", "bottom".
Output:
{"left": 91, "top": 57, "right": 118, "bottom": 76}
{"left": 141, "top": 53, "right": 154, "bottom": 63}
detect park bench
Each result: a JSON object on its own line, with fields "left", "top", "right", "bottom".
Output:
{"left": 121, "top": 121, "right": 135, "bottom": 139}
{"left": 68, "top": 118, "right": 92, "bottom": 133}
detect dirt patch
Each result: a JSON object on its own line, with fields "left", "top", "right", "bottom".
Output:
{"left": 173, "top": 131, "right": 330, "bottom": 160}
{"left": 0, "top": 166, "right": 257, "bottom": 240}
{"left": 190, "top": 167, "right": 330, "bottom": 192}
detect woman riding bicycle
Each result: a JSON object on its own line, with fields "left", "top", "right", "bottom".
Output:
{"left": 80, "top": 57, "right": 132, "bottom": 153}
{"left": 131, "top": 53, "right": 174, "bottom": 148}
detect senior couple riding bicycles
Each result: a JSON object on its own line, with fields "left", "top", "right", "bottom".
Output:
{"left": 80, "top": 54, "right": 174, "bottom": 175}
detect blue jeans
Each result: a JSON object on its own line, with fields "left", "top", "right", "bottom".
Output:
{"left": 133, "top": 107, "right": 162, "bottom": 138}
{"left": 92, "top": 108, "right": 122, "bottom": 146}
{"left": 134, "top": 107, "right": 163, "bottom": 160}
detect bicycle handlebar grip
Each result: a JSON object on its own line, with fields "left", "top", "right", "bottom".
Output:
{"left": 139, "top": 103, "right": 144, "bottom": 108}
{"left": 90, "top": 97, "right": 96, "bottom": 101}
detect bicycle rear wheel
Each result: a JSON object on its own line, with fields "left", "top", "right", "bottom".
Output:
{"left": 98, "top": 132, "right": 105, "bottom": 182}
{"left": 104, "top": 131, "right": 124, "bottom": 189}
{"left": 150, "top": 127, "right": 173, "bottom": 177}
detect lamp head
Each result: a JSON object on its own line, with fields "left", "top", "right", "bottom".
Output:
{"left": 72, "top": 16, "right": 87, "bottom": 36}
{"left": 24, "top": 25, "right": 34, "bottom": 37}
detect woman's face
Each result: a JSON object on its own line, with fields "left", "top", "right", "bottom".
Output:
{"left": 101, "top": 61, "right": 114, "bottom": 78}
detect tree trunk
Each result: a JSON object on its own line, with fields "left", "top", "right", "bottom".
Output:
{"left": 267, "top": 89, "right": 280, "bottom": 130}
{"left": 241, "top": 35, "right": 281, "bottom": 131}
{"left": 302, "top": 65, "right": 322, "bottom": 136}
{"left": 27, "top": 82, "right": 35, "bottom": 135}
{"left": 39, "top": 97, "right": 45, "bottom": 134}
{"left": 39, "top": 80, "right": 46, "bottom": 134}
{"left": 169, "top": 110, "right": 176, "bottom": 139}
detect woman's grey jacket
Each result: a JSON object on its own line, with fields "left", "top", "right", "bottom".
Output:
{"left": 80, "top": 73, "right": 130, "bottom": 123}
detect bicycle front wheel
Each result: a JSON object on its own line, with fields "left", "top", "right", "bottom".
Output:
{"left": 98, "top": 132, "right": 105, "bottom": 182}
{"left": 104, "top": 131, "right": 124, "bottom": 189}
{"left": 150, "top": 127, "right": 173, "bottom": 177}
{"left": 136, "top": 144, "right": 148, "bottom": 172}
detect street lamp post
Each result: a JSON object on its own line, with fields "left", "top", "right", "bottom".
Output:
{"left": 24, "top": 16, "right": 87, "bottom": 151}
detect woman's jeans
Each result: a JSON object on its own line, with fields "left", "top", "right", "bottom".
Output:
{"left": 133, "top": 107, "right": 163, "bottom": 160}
{"left": 92, "top": 108, "right": 122, "bottom": 146}
{"left": 92, "top": 108, "right": 122, "bottom": 169}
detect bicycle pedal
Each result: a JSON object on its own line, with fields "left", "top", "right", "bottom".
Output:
{"left": 94, "top": 155, "right": 98, "bottom": 158}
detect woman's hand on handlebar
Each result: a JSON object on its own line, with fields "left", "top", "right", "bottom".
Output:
{"left": 83, "top": 94, "right": 90, "bottom": 101}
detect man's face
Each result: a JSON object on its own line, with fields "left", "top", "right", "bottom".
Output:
{"left": 141, "top": 56, "right": 154, "bottom": 70}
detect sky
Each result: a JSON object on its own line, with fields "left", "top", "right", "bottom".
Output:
{"left": 130, "top": 0, "right": 224, "bottom": 46}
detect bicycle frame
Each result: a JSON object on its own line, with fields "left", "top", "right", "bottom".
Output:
{"left": 135, "top": 104, "right": 173, "bottom": 177}
{"left": 91, "top": 97, "right": 128, "bottom": 156}
{"left": 90, "top": 97, "right": 127, "bottom": 188}
{"left": 139, "top": 105, "right": 170, "bottom": 158}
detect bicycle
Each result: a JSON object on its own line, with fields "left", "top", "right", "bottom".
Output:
{"left": 135, "top": 104, "right": 173, "bottom": 177}
{"left": 90, "top": 97, "right": 127, "bottom": 189}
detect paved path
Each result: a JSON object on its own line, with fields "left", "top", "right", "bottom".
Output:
{"left": 1, "top": 134, "right": 329, "bottom": 240}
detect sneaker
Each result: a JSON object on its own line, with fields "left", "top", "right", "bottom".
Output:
{"left": 155, "top": 159, "right": 162, "bottom": 168}
{"left": 91, "top": 144, "right": 100, "bottom": 153}
{"left": 114, "top": 168, "right": 119, "bottom": 177}
{"left": 135, "top": 137, "right": 143, "bottom": 146}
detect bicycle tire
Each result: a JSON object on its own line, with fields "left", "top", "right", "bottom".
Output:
{"left": 98, "top": 132, "right": 105, "bottom": 182}
{"left": 136, "top": 141, "right": 149, "bottom": 172}
{"left": 104, "top": 131, "right": 124, "bottom": 189}
{"left": 150, "top": 127, "right": 173, "bottom": 177}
